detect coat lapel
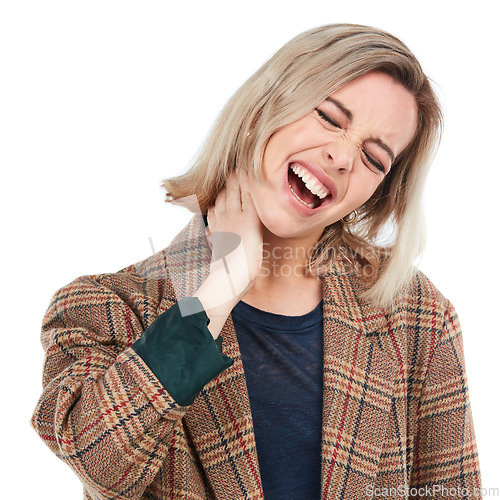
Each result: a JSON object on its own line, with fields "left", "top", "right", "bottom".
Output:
{"left": 185, "top": 312, "right": 264, "bottom": 500}
{"left": 320, "top": 265, "right": 399, "bottom": 498}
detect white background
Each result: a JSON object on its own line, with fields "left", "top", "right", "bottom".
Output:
{"left": 2, "top": 1, "right": 498, "bottom": 497}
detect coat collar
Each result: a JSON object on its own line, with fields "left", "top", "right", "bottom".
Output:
{"left": 146, "top": 216, "right": 399, "bottom": 499}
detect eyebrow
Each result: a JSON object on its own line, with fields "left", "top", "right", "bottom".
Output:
{"left": 370, "top": 138, "right": 395, "bottom": 163}
{"left": 325, "top": 97, "right": 352, "bottom": 122}
{"left": 324, "top": 97, "right": 396, "bottom": 163}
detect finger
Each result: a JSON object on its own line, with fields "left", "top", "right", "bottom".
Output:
{"left": 225, "top": 171, "right": 243, "bottom": 211}
{"left": 206, "top": 206, "right": 215, "bottom": 247}
{"left": 214, "top": 183, "right": 228, "bottom": 215}
{"left": 238, "top": 171, "right": 253, "bottom": 212}
{"left": 207, "top": 205, "right": 215, "bottom": 226}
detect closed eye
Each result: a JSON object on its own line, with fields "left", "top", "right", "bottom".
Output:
{"left": 315, "top": 108, "right": 341, "bottom": 129}
{"left": 316, "top": 107, "right": 387, "bottom": 175}
{"left": 362, "top": 150, "right": 386, "bottom": 174}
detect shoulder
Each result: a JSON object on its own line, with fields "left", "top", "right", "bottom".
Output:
{"left": 42, "top": 251, "right": 176, "bottom": 347}
{"left": 395, "top": 267, "right": 451, "bottom": 313}
{"left": 375, "top": 268, "right": 459, "bottom": 373}
{"left": 46, "top": 215, "right": 208, "bottom": 329}
{"left": 395, "top": 267, "right": 455, "bottom": 321}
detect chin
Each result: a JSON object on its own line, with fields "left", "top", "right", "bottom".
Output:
{"left": 259, "top": 210, "right": 320, "bottom": 240}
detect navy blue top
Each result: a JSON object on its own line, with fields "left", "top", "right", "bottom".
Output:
{"left": 231, "top": 299, "right": 324, "bottom": 500}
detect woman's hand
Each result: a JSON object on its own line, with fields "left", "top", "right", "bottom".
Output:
{"left": 194, "top": 170, "right": 263, "bottom": 338}
{"left": 206, "top": 170, "right": 264, "bottom": 298}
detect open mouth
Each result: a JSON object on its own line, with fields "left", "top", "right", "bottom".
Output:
{"left": 287, "top": 163, "right": 332, "bottom": 210}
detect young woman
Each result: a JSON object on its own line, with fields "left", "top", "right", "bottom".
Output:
{"left": 32, "top": 24, "right": 482, "bottom": 499}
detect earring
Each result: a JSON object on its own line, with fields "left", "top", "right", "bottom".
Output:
{"left": 341, "top": 209, "right": 358, "bottom": 224}
{"left": 246, "top": 131, "right": 252, "bottom": 138}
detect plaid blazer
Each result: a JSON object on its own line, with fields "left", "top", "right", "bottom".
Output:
{"left": 32, "top": 217, "right": 482, "bottom": 499}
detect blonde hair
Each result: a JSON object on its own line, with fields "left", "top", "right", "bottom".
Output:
{"left": 161, "top": 24, "right": 443, "bottom": 308}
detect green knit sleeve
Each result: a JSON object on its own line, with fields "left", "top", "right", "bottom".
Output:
{"left": 131, "top": 297, "right": 234, "bottom": 406}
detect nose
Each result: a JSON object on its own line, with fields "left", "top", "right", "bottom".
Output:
{"left": 323, "top": 138, "right": 356, "bottom": 173}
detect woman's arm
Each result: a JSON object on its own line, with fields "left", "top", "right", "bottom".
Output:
{"left": 31, "top": 173, "right": 263, "bottom": 498}
{"left": 31, "top": 272, "right": 194, "bottom": 499}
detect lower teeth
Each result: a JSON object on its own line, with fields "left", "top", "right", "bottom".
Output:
{"left": 289, "top": 183, "right": 317, "bottom": 209}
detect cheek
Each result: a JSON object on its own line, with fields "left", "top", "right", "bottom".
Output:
{"left": 263, "top": 119, "right": 318, "bottom": 165}
{"left": 248, "top": 175, "right": 281, "bottom": 220}
{"left": 347, "top": 171, "right": 383, "bottom": 205}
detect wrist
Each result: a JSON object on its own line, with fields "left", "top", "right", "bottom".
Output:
{"left": 193, "top": 269, "right": 241, "bottom": 339}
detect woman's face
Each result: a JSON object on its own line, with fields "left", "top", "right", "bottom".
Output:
{"left": 247, "top": 71, "right": 418, "bottom": 242}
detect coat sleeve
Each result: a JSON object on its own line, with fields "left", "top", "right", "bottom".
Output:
{"left": 31, "top": 271, "right": 231, "bottom": 500}
{"left": 410, "top": 299, "right": 482, "bottom": 497}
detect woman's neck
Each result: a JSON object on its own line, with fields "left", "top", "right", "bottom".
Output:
{"left": 259, "top": 226, "right": 323, "bottom": 283}
{"left": 240, "top": 226, "right": 324, "bottom": 314}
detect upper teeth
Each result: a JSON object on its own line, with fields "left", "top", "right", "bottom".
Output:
{"left": 291, "top": 163, "right": 330, "bottom": 199}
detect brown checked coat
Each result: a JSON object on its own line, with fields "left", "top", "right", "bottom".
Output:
{"left": 32, "top": 218, "right": 482, "bottom": 499}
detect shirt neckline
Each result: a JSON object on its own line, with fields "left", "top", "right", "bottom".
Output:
{"left": 232, "top": 299, "right": 323, "bottom": 331}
